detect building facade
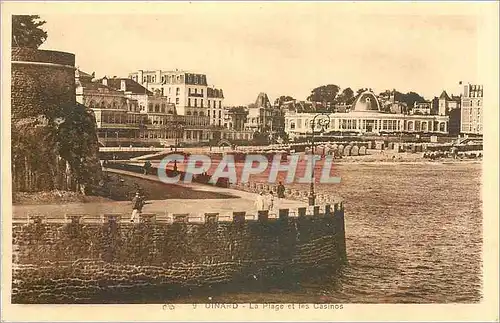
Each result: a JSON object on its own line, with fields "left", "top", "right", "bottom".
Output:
{"left": 245, "top": 93, "right": 274, "bottom": 132}
{"left": 412, "top": 101, "right": 432, "bottom": 115}
{"left": 460, "top": 84, "right": 483, "bottom": 135}
{"left": 128, "top": 70, "right": 224, "bottom": 127}
{"left": 285, "top": 91, "right": 450, "bottom": 138}
{"left": 77, "top": 70, "right": 215, "bottom": 147}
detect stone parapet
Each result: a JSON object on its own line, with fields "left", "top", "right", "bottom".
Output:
{"left": 12, "top": 47, "right": 75, "bottom": 67}
{"left": 12, "top": 203, "right": 346, "bottom": 303}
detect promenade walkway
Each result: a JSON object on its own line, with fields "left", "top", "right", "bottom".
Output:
{"left": 13, "top": 168, "right": 306, "bottom": 221}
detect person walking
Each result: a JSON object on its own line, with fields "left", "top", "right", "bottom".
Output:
{"left": 277, "top": 181, "right": 285, "bottom": 199}
{"left": 130, "top": 191, "right": 145, "bottom": 222}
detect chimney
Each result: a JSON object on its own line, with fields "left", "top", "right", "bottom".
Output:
{"left": 102, "top": 77, "right": 108, "bottom": 86}
{"left": 138, "top": 70, "right": 144, "bottom": 84}
{"left": 121, "top": 80, "right": 127, "bottom": 92}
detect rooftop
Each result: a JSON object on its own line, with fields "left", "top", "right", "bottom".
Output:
{"left": 101, "top": 77, "right": 153, "bottom": 95}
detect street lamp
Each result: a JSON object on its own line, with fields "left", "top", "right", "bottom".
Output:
{"left": 308, "top": 113, "right": 331, "bottom": 206}
{"left": 173, "top": 121, "right": 185, "bottom": 152}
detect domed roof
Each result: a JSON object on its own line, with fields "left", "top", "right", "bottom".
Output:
{"left": 352, "top": 91, "right": 381, "bottom": 112}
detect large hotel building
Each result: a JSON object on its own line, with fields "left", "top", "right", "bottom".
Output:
{"left": 76, "top": 68, "right": 255, "bottom": 147}
{"left": 284, "top": 91, "right": 450, "bottom": 138}
{"left": 128, "top": 69, "right": 225, "bottom": 127}
{"left": 460, "top": 84, "right": 483, "bottom": 136}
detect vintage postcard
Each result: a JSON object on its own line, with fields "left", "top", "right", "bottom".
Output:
{"left": 1, "top": 1, "right": 499, "bottom": 322}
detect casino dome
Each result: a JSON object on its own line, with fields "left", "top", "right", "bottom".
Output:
{"left": 351, "top": 91, "right": 381, "bottom": 112}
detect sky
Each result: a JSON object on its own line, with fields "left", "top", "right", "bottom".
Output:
{"left": 36, "top": 2, "right": 486, "bottom": 106}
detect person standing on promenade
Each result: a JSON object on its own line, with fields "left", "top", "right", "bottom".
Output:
{"left": 267, "top": 191, "right": 275, "bottom": 212}
{"left": 255, "top": 191, "right": 266, "bottom": 212}
{"left": 143, "top": 160, "right": 151, "bottom": 175}
{"left": 277, "top": 181, "right": 285, "bottom": 199}
{"left": 130, "top": 191, "right": 145, "bottom": 222}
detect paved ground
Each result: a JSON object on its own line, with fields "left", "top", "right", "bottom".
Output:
{"left": 13, "top": 168, "right": 306, "bottom": 220}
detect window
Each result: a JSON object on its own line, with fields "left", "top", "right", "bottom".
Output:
{"left": 201, "top": 89, "right": 204, "bottom": 96}
{"left": 195, "top": 88, "right": 198, "bottom": 94}
{"left": 208, "top": 100, "right": 211, "bottom": 108}
{"left": 194, "top": 99, "right": 198, "bottom": 107}
{"left": 155, "top": 104, "right": 160, "bottom": 112}
{"left": 176, "top": 88, "right": 180, "bottom": 96}
{"left": 176, "top": 98, "right": 179, "bottom": 105}
{"left": 161, "top": 104, "right": 166, "bottom": 113}
{"left": 208, "top": 110, "right": 210, "bottom": 117}
{"left": 188, "top": 98, "right": 191, "bottom": 107}
{"left": 218, "top": 110, "right": 221, "bottom": 118}
{"left": 219, "top": 101, "right": 222, "bottom": 109}
{"left": 201, "top": 100, "right": 204, "bottom": 108}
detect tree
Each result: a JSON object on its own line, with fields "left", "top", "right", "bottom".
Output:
{"left": 274, "top": 95, "right": 294, "bottom": 107}
{"left": 252, "top": 130, "right": 269, "bottom": 145}
{"left": 336, "top": 87, "right": 355, "bottom": 105}
{"left": 55, "top": 103, "right": 102, "bottom": 190}
{"left": 307, "top": 84, "right": 340, "bottom": 110}
{"left": 403, "top": 91, "right": 425, "bottom": 109}
{"left": 12, "top": 15, "right": 48, "bottom": 48}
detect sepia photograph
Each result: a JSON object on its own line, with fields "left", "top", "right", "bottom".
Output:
{"left": 1, "top": 1, "right": 499, "bottom": 322}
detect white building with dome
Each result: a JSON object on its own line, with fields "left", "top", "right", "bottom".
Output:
{"left": 284, "top": 91, "right": 450, "bottom": 138}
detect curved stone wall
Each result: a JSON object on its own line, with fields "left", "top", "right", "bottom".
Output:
{"left": 12, "top": 47, "right": 75, "bottom": 66}
{"left": 12, "top": 204, "right": 346, "bottom": 303}
{"left": 11, "top": 47, "right": 75, "bottom": 120}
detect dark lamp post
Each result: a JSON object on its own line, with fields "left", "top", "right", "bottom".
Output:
{"left": 308, "top": 113, "right": 331, "bottom": 206}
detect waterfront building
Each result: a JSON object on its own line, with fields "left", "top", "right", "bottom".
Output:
{"left": 412, "top": 101, "right": 432, "bottom": 115}
{"left": 207, "top": 87, "right": 225, "bottom": 127}
{"left": 438, "top": 90, "right": 461, "bottom": 116}
{"left": 284, "top": 90, "right": 450, "bottom": 139}
{"left": 77, "top": 70, "right": 214, "bottom": 147}
{"left": 460, "top": 84, "right": 483, "bottom": 135}
{"left": 76, "top": 70, "right": 147, "bottom": 147}
{"left": 128, "top": 69, "right": 224, "bottom": 128}
{"left": 224, "top": 106, "right": 248, "bottom": 131}
{"left": 245, "top": 93, "right": 274, "bottom": 132}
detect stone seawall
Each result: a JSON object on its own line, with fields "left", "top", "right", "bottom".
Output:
{"left": 12, "top": 204, "right": 346, "bottom": 303}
